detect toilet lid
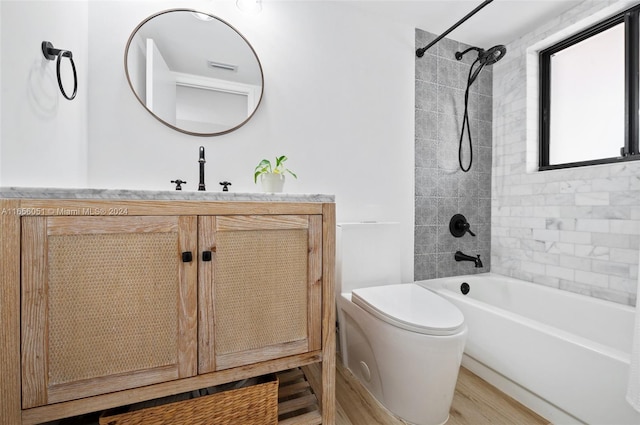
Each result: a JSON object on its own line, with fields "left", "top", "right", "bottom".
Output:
{"left": 351, "top": 283, "right": 465, "bottom": 336}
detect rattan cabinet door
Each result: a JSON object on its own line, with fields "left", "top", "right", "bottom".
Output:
{"left": 21, "top": 216, "right": 198, "bottom": 408}
{"left": 198, "top": 215, "right": 322, "bottom": 373}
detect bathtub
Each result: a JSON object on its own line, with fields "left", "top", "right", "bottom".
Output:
{"left": 418, "top": 273, "right": 639, "bottom": 425}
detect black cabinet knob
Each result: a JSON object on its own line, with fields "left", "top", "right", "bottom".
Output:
{"left": 182, "top": 251, "right": 193, "bottom": 262}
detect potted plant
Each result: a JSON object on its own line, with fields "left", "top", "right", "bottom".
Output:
{"left": 254, "top": 155, "right": 297, "bottom": 193}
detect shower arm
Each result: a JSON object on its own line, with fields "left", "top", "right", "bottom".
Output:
{"left": 455, "top": 46, "right": 483, "bottom": 61}
{"left": 416, "top": 0, "right": 493, "bottom": 57}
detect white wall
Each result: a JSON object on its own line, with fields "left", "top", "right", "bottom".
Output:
{"left": 0, "top": 0, "right": 89, "bottom": 187}
{"left": 492, "top": 0, "right": 640, "bottom": 306}
{"left": 0, "top": 1, "right": 2, "bottom": 183}
{"left": 1, "top": 0, "right": 416, "bottom": 281}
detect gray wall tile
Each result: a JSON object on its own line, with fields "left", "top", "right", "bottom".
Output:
{"left": 415, "top": 28, "right": 492, "bottom": 280}
{"left": 415, "top": 109, "right": 437, "bottom": 140}
{"left": 415, "top": 138, "right": 438, "bottom": 168}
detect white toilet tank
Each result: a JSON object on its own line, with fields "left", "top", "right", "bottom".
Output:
{"left": 337, "top": 222, "right": 402, "bottom": 294}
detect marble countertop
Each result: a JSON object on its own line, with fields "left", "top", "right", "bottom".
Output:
{"left": 0, "top": 187, "right": 334, "bottom": 203}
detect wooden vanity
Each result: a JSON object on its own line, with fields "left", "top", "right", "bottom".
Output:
{"left": 0, "top": 189, "right": 335, "bottom": 425}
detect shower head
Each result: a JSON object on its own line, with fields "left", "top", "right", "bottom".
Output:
{"left": 479, "top": 45, "right": 506, "bottom": 65}
{"left": 455, "top": 44, "right": 507, "bottom": 65}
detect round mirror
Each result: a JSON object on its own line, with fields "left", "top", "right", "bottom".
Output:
{"left": 124, "top": 9, "right": 264, "bottom": 136}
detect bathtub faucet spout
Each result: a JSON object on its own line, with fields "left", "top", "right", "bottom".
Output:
{"left": 454, "top": 251, "right": 483, "bottom": 268}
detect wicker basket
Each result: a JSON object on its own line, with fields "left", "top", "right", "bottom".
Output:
{"left": 99, "top": 374, "right": 278, "bottom": 425}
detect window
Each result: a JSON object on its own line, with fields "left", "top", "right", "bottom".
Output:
{"left": 539, "top": 5, "right": 640, "bottom": 170}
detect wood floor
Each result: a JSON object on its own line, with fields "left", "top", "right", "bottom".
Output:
{"left": 50, "top": 362, "right": 550, "bottom": 425}
{"left": 324, "top": 361, "right": 551, "bottom": 425}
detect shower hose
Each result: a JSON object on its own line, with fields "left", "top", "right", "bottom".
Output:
{"left": 459, "top": 59, "right": 486, "bottom": 173}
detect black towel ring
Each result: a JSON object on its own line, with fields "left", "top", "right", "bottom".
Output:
{"left": 41, "top": 41, "right": 77, "bottom": 101}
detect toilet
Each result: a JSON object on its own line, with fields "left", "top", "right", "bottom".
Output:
{"left": 336, "top": 222, "right": 467, "bottom": 425}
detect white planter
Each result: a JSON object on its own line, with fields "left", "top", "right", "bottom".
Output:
{"left": 261, "top": 173, "right": 285, "bottom": 192}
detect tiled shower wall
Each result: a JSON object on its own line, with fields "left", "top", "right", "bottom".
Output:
{"left": 492, "top": 1, "right": 639, "bottom": 306}
{"left": 414, "top": 29, "right": 492, "bottom": 280}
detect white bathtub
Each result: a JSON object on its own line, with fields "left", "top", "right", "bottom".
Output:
{"left": 418, "top": 273, "right": 639, "bottom": 425}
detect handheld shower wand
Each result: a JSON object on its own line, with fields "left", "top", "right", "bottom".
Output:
{"left": 455, "top": 44, "right": 506, "bottom": 172}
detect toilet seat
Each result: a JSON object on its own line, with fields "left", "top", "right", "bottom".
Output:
{"left": 351, "top": 283, "right": 465, "bottom": 336}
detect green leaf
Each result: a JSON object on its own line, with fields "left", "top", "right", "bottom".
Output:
{"left": 255, "top": 159, "right": 272, "bottom": 172}
{"left": 253, "top": 156, "right": 296, "bottom": 184}
{"left": 275, "top": 155, "right": 287, "bottom": 169}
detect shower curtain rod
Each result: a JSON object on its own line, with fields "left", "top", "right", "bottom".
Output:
{"left": 416, "top": 0, "right": 493, "bottom": 57}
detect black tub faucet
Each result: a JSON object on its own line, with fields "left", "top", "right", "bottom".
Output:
{"left": 450, "top": 214, "right": 475, "bottom": 237}
{"left": 454, "top": 251, "right": 483, "bottom": 268}
{"left": 198, "top": 146, "right": 206, "bottom": 191}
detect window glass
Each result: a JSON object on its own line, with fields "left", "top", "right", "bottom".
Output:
{"left": 548, "top": 23, "right": 625, "bottom": 165}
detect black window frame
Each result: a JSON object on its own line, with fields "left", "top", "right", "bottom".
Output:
{"left": 539, "top": 5, "right": 640, "bottom": 171}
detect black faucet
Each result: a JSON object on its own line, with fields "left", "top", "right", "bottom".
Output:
{"left": 450, "top": 214, "right": 476, "bottom": 237}
{"left": 171, "top": 179, "right": 186, "bottom": 190}
{"left": 454, "top": 251, "right": 483, "bottom": 268}
{"left": 198, "top": 146, "right": 206, "bottom": 191}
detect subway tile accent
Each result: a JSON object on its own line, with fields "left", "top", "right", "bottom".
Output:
{"left": 492, "top": 0, "right": 639, "bottom": 306}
